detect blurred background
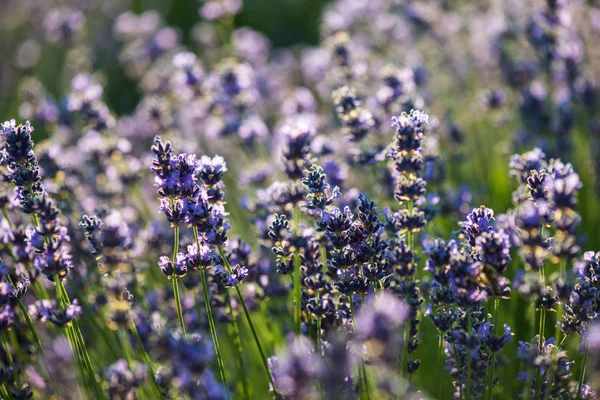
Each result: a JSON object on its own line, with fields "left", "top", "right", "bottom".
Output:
{"left": 0, "top": 0, "right": 327, "bottom": 130}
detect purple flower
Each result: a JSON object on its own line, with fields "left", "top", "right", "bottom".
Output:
{"left": 158, "top": 254, "right": 188, "bottom": 279}
{"left": 216, "top": 264, "right": 248, "bottom": 287}
{"left": 462, "top": 206, "right": 495, "bottom": 247}
{"left": 185, "top": 242, "right": 213, "bottom": 270}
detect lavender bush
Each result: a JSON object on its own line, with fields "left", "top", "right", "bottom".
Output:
{"left": 1, "top": 0, "right": 600, "bottom": 399}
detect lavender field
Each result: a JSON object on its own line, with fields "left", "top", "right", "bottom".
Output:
{"left": 1, "top": 0, "right": 600, "bottom": 399}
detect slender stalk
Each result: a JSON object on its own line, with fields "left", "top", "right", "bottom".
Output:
{"left": 119, "top": 329, "right": 134, "bottom": 367}
{"left": 171, "top": 226, "right": 186, "bottom": 335}
{"left": 260, "top": 301, "right": 275, "bottom": 354}
{"left": 200, "top": 269, "right": 229, "bottom": 397}
{"left": 452, "top": 342, "right": 464, "bottom": 400}
{"left": 34, "top": 279, "right": 50, "bottom": 300}
{"left": 406, "top": 200, "right": 415, "bottom": 391}
{"left": 70, "top": 284, "right": 121, "bottom": 359}
{"left": 1, "top": 332, "right": 22, "bottom": 387}
{"left": 65, "top": 314, "right": 92, "bottom": 396}
{"left": 556, "top": 259, "right": 566, "bottom": 343}
{"left": 466, "top": 310, "right": 473, "bottom": 400}
{"left": 194, "top": 226, "right": 229, "bottom": 396}
{"left": 362, "top": 363, "right": 371, "bottom": 400}
{"left": 437, "top": 332, "right": 444, "bottom": 400}
{"left": 217, "top": 246, "right": 276, "bottom": 394}
{"left": 19, "top": 303, "right": 42, "bottom": 352}
{"left": 0, "top": 383, "right": 10, "bottom": 399}
{"left": 558, "top": 333, "right": 569, "bottom": 351}
{"left": 225, "top": 289, "right": 249, "bottom": 399}
{"left": 56, "top": 278, "right": 104, "bottom": 399}
{"left": 2, "top": 273, "right": 44, "bottom": 354}
{"left": 349, "top": 296, "right": 363, "bottom": 398}
{"left": 293, "top": 206, "right": 302, "bottom": 335}
{"left": 487, "top": 298, "right": 499, "bottom": 400}
{"left": 535, "top": 268, "right": 546, "bottom": 395}
{"left": 2, "top": 208, "right": 13, "bottom": 227}
{"left": 316, "top": 294, "right": 322, "bottom": 358}
{"left": 130, "top": 319, "right": 164, "bottom": 398}
{"left": 542, "top": 369, "right": 553, "bottom": 400}
{"left": 577, "top": 345, "right": 589, "bottom": 399}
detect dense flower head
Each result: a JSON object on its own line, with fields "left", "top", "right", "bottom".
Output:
{"left": 510, "top": 147, "right": 548, "bottom": 185}
{"left": 151, "top": 136, "right": 178, "bottom": 197}
{"left": 0, "top": 304, "right": 15, "bottom": 330}
{"left": 280, "top": 121, "right": 314, "bottom": 180}
{"left": 462, "top": 206, "right": 495, "bottom": 247}
{"left": 356, "top": 293, "right": 408, "bottom": 365}
{"left": 215, "top": 264, "right": 248, "bottom": 287}
{"left": 0, "top": 282, "right": 14, "bottom": 305}
{"left": 158, "top": 254, "right": 188, "bottom": 279}
{"left": 197, "top": 155, "right": 227, "bottom": 187}
{"left": 448, "top": 242, "right": 488, "bottom": 306}
{"left": 185, "top": 242, "right": 213, "bottom": 270}
{"left": 332, "top": 85, "right": 375, "bottom": 142}
{"left": 28, "top": 299, "right": 82, "bottom": 327}
{"left": 425, "top": 238, "right": 453, "bottom": 285}
{"left": 1, "top": 120, "right": 43, "bottom": 204}
{"left": 517, "top": 337, "right": 574, "bottom": 398}
{"left": 391, "top": 110, "right": 429, "bottom": 149}
{"left": 302, "top": 163, "right": 341, "bottom": 211}
{"left": 43, "top": 7, "right": 86, "bottom": 44}
{"left": 268, "top": 214, "right": 295, "bottom": 275}
{"left": 80, "top": 215, "right": 104, "bottom": 255}
{"left": 475, "top": 230, "right": 512, "bottom": 275}
{"left": 104, "top": 359, "right": 148, "bottom": 400}
{"left": 377, "top": 66, "right": 416, "bottom": 110}
{"left": 270, "top": 337, "right": 323, "bottom": 398}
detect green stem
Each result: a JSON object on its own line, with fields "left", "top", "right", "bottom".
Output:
{"left": 34, "top": 279, "right": 50, "bottom": 300}
{"left": 577, "top": 345, "right": 589, "bottom": 399}
{"left": 466, "top": 310, "right": 473, "bottom": 400}
{"left": 17, "top": 299, "right": 43, "bottom": 350}
{"left": 556, "top": 259, "right": 566, "bottom": 344}
{"left": 3, "top": 274, "right": 44, "bottom": 354}
{"left": 218, "top": 246, "right": 276, "bottom": 395}
{"left": 260, "top": 301, "right": 275, "bottom": 354}
{"left": 225, "top": 289, "right": 249, "bottom": 399}
{"left": 487, "top": 298, "right": 499, "bottom": 400}
{"left": 2, "top": 208, "right": 13, "bottom": 228}
{"left": 56, "top": 278, "right": 104, "bottom": 399}
{"left": 349, "top": 296, "right": 365, "bottom": 399}
{"left": 65, "top": 315, "right": 91, "bottom": 396}
{"left": 194, "top": 227, "right": 229, "bottom": 398}
{"left": 130, "top": 319, "right": 164, "bottom": 398}
{"left": 200, "top": 269, "right": 229, "bottom": 397}
{"left": 362, "top": 363, "right": 371, "bottom": 400}
{"left": 535, "top": 268, "right": 546, "bottom": 395}
{"left": 437, "top": 331, "right": 444, "bottom": 400}
{"left": 119, "top": 329, "right": 134, "bottom": 367}
{"left": 293, "top": 206, "right": 302, "bottom": 336}
{"left": 453, "top": 342, "right": 463, "bottom": 400}
{"left": 406, "top": 200, "right": 415, "bottom": 392}
{"left": 558, "top": 333, "right": 569, "bottom": 350}
{"left": 542, "top": 369, "right": 552, "bottom": 400}
{"left": 70, "top": 285, "right": 121, "bottom": 359}
{"left": 316, "top": 294, "right": 322, "bottom": 359}
{"left": 171, "top": 226, "right": 186, "bottom": 335}
{"left": 172, "top": 277, "right": 185, "bottom": 334}
{"left": 0, "top": 383, "right": 10, "bottom": 399}
{"left": 1, "top": 332, "right": 21, "bottom": 387}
